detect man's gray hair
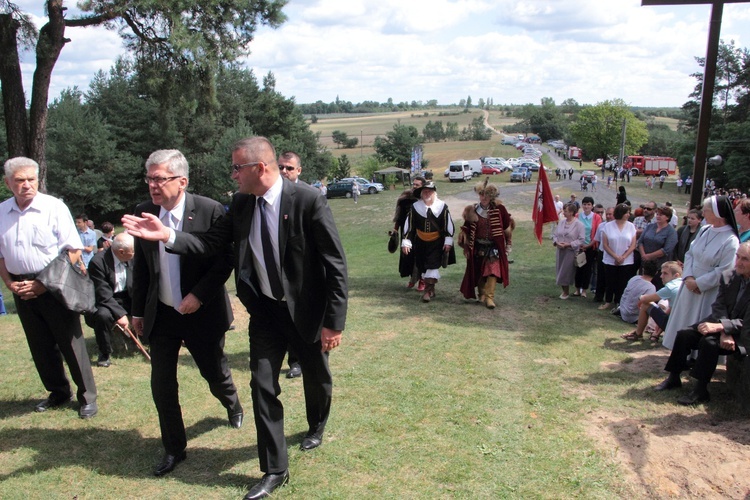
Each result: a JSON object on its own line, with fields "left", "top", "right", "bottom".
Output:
{"left": 4, "top": 157, "right": 39, "bottom": 179}
{"left": 145, "top": 150, "right": 189, "bottom": 179}
{"left": 111, "top": 232, "right": 135, "bottom": 252}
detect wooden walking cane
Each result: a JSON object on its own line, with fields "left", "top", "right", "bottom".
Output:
{"left": 115, "top": 324, "right": 151, "bottom": 361}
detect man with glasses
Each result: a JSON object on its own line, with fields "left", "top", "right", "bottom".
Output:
{"left": 277, "top": 150, "right": 303, "bottom": 378}
{"left": 131, "top": 149, "right": 243, "bottom": 477}
{"left": 278, "top": 151, "right": 303, "bottom": 184}
{"left": 123, "top": 137, "right": 348, "bottom": 499}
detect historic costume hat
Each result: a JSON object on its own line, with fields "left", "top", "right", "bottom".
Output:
{"left": 413, "top": 180, "right": 436, "bottom": 199}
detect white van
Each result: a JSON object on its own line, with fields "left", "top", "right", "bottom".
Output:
{"left": 468, "top": 159, "right": 482, "bottom": 177}
{"left": 448, "top": 160, "right": 473, "bottom": 182}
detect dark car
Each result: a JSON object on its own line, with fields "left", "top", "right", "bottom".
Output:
{"left": 326, "top": 181, "right": 354, "bottom": 199}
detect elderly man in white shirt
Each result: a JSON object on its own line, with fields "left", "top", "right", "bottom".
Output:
{"left": 0, "top": 157, "right": 98, "bottom": 419}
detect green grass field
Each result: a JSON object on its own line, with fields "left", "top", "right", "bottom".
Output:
{"left": 3, "top": 172, "right": 740, "bottom": 498}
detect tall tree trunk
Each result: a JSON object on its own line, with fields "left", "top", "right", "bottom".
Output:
{"left": 28, "top": 0, "right": 69, "bottom": 192}
{"left": 0, "top": 14, "right": 30, "bottom": 159}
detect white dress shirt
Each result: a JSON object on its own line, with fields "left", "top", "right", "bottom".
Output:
{"left": 158, "top": 195, "right": 185, "bottom": 309}
{"left": 249, "top": 176, "right": 284, "bottom": 300}
{"left": 0, "top": 192, "right": 82, "bottom": 274}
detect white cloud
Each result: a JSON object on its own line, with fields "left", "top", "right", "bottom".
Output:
{"left": 12, "top": 0, "right": 750, "bottom": 107}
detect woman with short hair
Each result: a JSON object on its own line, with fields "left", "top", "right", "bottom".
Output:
{"left": 599, "top": 203, "right": 637, "bottom": 310}
{"left": 552, "top": 203, "right": 585, "bottom": 300}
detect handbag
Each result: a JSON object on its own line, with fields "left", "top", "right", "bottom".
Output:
{"left": 35, "top": 251, "right": 96, "bottom": 314}
{"left": 575, "top": 251, "right": 587, "bottom": 268}
{"left": 387, "top": 231, "right": 399, "bottom": 253}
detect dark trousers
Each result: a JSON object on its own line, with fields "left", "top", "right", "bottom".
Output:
{"left": 14, "top": 291, "right": 97, "bottom": 405}
{"left": 574, "top": 247, "right": 597, "bottom": 290}
{"left": 250, "top": 296, "right": 332, "bottom": 474}
{"left": 665, "top": 328, "right": 733, "bottom": 383}
{"left": 603, "top": 263, "right": 637, "bottom": 304}
{"left": 594, "top": 250, "right": 607, "bottom": 301}
{"left": 149, "top": 302, "right": 241, "bottom": 455}
{"left": 84, "top": 292, "right": 129, "bottom": 357}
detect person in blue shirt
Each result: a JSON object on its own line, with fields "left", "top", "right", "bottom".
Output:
{"left": 74, "top": 214, "right": 97, "bottom": 267}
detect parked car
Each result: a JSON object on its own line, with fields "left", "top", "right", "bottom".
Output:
{"left": 326, "top": 181, "right": 354, "bottom": 199}
{"left": 341, "top": 177, "right": 384, "bottom": 194}
{"left": 510, "top": 166, "right": 532, "bottom": 183}
{"left": 481, "top": 165, "right": 504, "bottom": 175}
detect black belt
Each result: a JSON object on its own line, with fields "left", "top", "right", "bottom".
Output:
{"left": 10, "top": 272, "right": 39, "bottom": 281}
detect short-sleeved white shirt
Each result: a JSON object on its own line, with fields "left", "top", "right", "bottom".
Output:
{"left": 0, "top": 193, "right": 82, "bottom": 274}
{"left": 601, "top": 221, "right": 636, "bottom": 266}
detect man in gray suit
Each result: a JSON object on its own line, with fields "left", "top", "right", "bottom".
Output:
{"left": 123, "top": 137, "right": 348, "bottom": 499}
{"left": 130, "top": 149, "right": 243, "bottom": 477}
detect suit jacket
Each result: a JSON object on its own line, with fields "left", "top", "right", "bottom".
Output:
{"left": 131, "top": 192, "right": 234, "bottom": 340}
{"left": 703, "top": 269, "right": 750, "bottom": 350}
{"left": 170, "top": 178, "right": 348, "bottom": 343}
{"left": 88, "top": 247, "right": 132, "bottom": 319}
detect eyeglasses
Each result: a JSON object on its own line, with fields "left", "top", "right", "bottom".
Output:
{"left": 642, "top": 207, "right": 654, "bottom": 211}
{"left": 231, "top": 162, "right": 260, "bottom": 173}
{"left": 279, "top": 165, "right": 297, "bottom": 172}
{"left": 144, "top": 175, "right": 181, "bottom": 187}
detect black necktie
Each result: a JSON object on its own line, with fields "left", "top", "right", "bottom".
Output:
{"left": 258, "top": 198, "right": 284, "bottom": 300}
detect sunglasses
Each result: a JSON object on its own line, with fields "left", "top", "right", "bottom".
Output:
{"left": 279, "top": 165, "right": 297, "bottom": 172}
{"left": 231, "top": 162, "right": 260, "bottom": 173}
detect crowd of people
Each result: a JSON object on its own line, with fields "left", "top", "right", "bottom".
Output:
{"left": 5, "top": 149, "right": 750, "bottom": 495}
{"left": 2, "top": 137, "right": 348, "bottom": 499}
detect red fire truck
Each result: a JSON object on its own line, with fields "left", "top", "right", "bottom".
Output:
{"left": 623, "top": 156, "right": 677, "bottom": 177}
{"left": 567, "top": 146, "right": 582, "bottom": 161}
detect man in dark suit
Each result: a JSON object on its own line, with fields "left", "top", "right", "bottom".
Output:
{"left": 130, "top": 149, "right": 243, "bottom": 477}
{"left": 655, "top": 242, "right": 750, "bottom": 404}
{"left": 278, "top": 150, "right": 304, "bottom": 378}
{"left": 123, "top": 137, "right": 348, "bottom": 499}
{"left": 85, "top": 232, "right": 134, "bottom": 367}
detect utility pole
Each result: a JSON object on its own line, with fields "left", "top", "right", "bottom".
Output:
{"left": 642, "top": 0, "right": 750, "bottom": 209}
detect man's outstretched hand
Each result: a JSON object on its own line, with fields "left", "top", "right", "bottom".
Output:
{"left": 122, "top": 214, "right": 170, "bottom": 242}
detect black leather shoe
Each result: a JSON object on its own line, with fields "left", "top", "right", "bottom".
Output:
{"left": 243, "top": 471, "right": 289, "bottom": 499}
{"left": 96, "top": 356, "right": 111, "bottom": 368}
{"left": 154, "top": 451, "right": 187, "bottom": 477}
{"left": 229, "top": 411, "right": 244, "bottom": 429}
{"left": 34, "top": 395, "right": 72, "bottom": 413}
{"left": 300, "top": 434, "right": 322, "bottom": 451}
{"left": 286, "top": 363, "right": 302, "bottom": 379}
{"left": 677, "top": 389, "right": 710, "bottom": 406}
{"left": 654, "top": 375, "right": 682, "bottom": 391}
{"left": 79, "top": 402, "right": 98, "bottom": 419}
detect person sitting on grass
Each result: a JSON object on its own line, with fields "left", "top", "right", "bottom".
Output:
{"left": 621, "top": 261, "right": 683, "bottom": 342}
{"left": 616, "top": 260, "right": 658, "bottom": 323}
{"left": 654, "top": 242, "right": 750, "bottom": 405}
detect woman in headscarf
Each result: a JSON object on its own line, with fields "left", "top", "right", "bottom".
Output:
{"left": 402, "top": 181, "right": 456, "bottom": 302}
{"left": 458, "top": 180, "right": 513, "bottom": 309}
{"left": 662, "top": 195, "right": 740, "bottom": 349}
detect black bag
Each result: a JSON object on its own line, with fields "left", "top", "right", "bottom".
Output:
{"left": 36, "top": 252, "right": 96, "bottom": 314}
{"left": 387, "top": 231, "right": 399, "bottom": 254}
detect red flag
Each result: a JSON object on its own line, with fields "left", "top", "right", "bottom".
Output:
{"left": 532, "top": 165, "right": 558, "bottom": 244}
